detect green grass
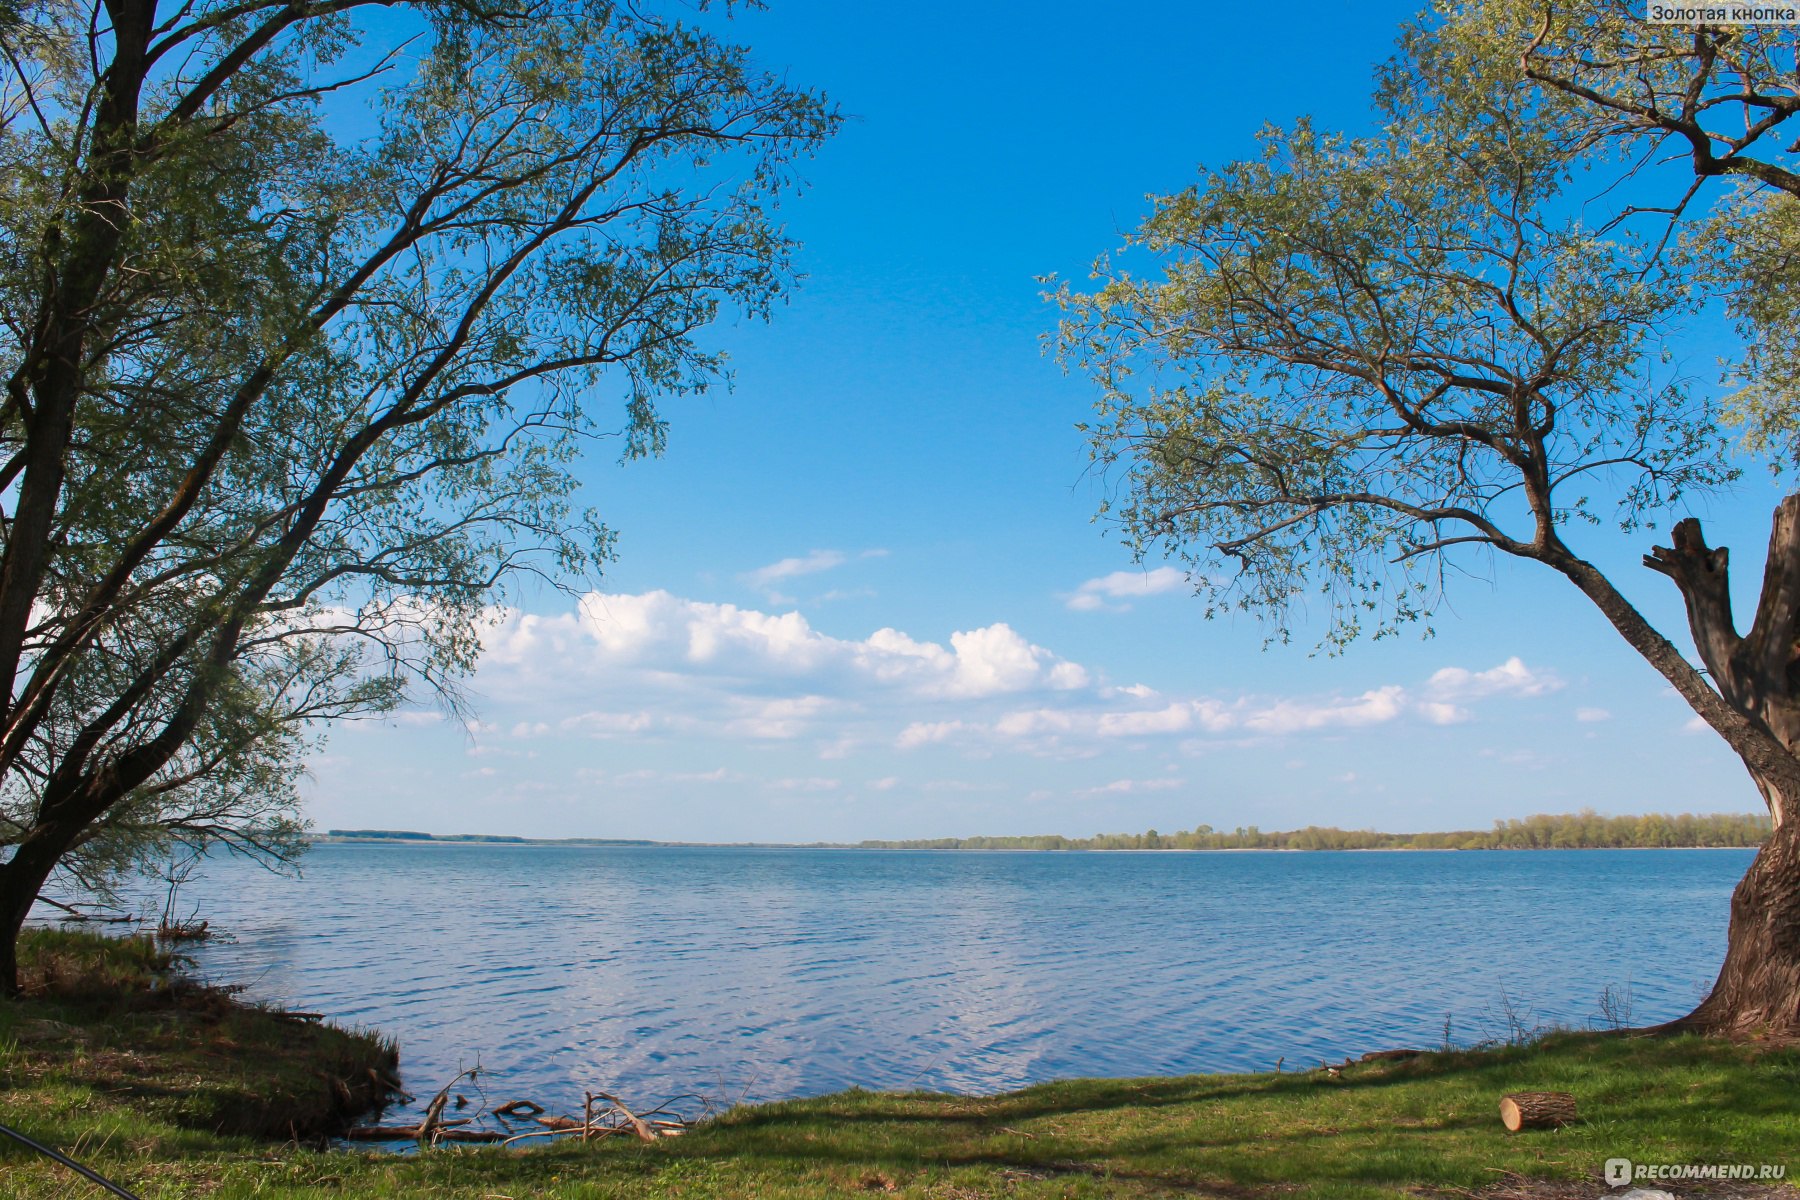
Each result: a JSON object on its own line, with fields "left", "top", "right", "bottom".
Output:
{"left": 0, "top": 927, "right": 397, "bottom": 1145}
{"left": 2, "top": 931, "right": 1796, "bottom": 1198}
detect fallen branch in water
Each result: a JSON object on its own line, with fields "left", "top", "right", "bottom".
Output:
{"left": 33, "top": 896, "right": 135, "bottom": 924}
{"left": 590, "top": 1091, "right": 658, "bottom": 1142}
{"left": 418, "top": 1067, "right": 480, "bottom": 1146}
{"left": 344, "top": 1118, "right": 472, "bottom": 1140}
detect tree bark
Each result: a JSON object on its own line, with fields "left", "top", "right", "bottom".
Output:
{"left": 1498, "top": 1091, "right": 1577, "bottom": 1131}
{"left": 1639, "top": 498, "right": 1800, "bottom": 1034}
{"left": 0, "top": 818, "right": 88, "bottom": 998}
{"left": 1656, "top": 814, "right": 1800, "bottom": 1036}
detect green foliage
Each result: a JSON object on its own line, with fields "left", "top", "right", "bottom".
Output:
{"left": 0, "top": 0, "right": 835, "bottom": 917}
{"left": 1418, "top": 2, "right": 1800, "bottom": 468}
{"left": 1051, "top": 50, "right": 1734, "bottom": 647}
{"left": 858, "top": 809, "right": 1771, "bottom": 852}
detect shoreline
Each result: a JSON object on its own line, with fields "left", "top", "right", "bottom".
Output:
{"left": 4, "top": 929, "right": 1796, "bottom": 1199}
{"left": 313, "top": 835, "right": 1764, "bottom": 852}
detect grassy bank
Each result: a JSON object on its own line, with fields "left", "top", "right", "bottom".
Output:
{"left": 1, "top": 932, "right": 1796, "bottom": 1199}
{"left": 0, "top": 928, "right": 397, "bottom": 1146}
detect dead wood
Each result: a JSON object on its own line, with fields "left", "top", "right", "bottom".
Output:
{"left": 494, "top": 1099, "right": 544, "bottom": 1118}
{"left": 589, "top": 1090, "right": 658, "bottom": 1142}
{"left": 1499, "top": 1091, "right": 1577, "bottom": 1131}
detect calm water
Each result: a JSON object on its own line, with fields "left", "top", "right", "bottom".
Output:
{"left": 143, "top": 844, "right": 1745, "bottom": 1123}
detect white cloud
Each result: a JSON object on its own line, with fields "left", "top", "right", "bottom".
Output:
{"left": 896, "top": 720, "right": 972, "bottom": 749}
{"left": 1065, "top": 566, "right": 1187, "bottom": 612}
{"left": 895, "top": 660, "right": 1557, "bottom": 756}
{"left": 1426, "top": 656, "right": 1561, "bottom": 701}
{"left": 1416, "top": 701, "right": 1469, "bottom": 726}
{"left": 559, "top": 710, "right": 657, "bottom": 737}
{"left": 767, "top": 776, "right": 841, "bottom": 793}
{"left": 745, "top": 550, "right": 846, "bottom": 591}
{"left": 1078, "top": 777, "right": 1185, "bottom": 795}
{"left": 742, "top": 548, "right": 888, "bottom": 602}
{"left": 1242, "top": 686, "right": 1406, "bottom": 734}
{"left": 1575, "top": 707, "right": 1611, "bottom": 723}
{"left": 474, "top": 595, "right": 1563, "bottom": 776}
{"left": 725, "top": 695, "right": 835, "bottom": 740}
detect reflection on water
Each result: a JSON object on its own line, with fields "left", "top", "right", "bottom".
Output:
{"left": 133, "top": 844, "right": 1744, "bottom": 1123}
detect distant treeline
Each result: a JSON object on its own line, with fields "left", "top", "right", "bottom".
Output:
{"left": 855, "top": 810, "right": 1772, "bottom": 852}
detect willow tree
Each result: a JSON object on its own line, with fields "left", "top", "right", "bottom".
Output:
{"left": 1053, "top": 42, "right": 1800, "bottom": 1034}
{"left": 1434, "top": 1, "right": 1800, "bottom": 1035}
{"left": 0, "top": 0, "right": 833, "bottom": 993}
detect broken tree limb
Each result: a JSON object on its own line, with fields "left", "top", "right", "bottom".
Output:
{"left": 417, "top": 1067, "right": 480, "bottom": 1145}
{"left": 1499, "top": 1091, "right": 1577, "bottom": 1131}
{"left": 494, "top": 1099, "right": 544, "bottom": 1118}
{"left": 344, "top": 1118, "right": 473, "bottom": 1140}
{"left": 590, "top": 1090, "right": 657, "bottom": 1142}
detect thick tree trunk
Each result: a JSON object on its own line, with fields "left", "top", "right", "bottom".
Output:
{"left": 1656, "top": 813, "right": 1800, "bottom": 1036}
{"left": 0, "top": 823, "right": 80, "bottom": 998}
{"left": 1636, "top": 500, "right": 1800, "bottom": 1034}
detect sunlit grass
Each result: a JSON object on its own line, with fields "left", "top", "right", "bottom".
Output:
{"left": 2, "top": 930, "right": 1796, "bottom": 1198}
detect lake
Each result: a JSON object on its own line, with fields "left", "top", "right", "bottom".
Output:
{"left": 152, "top": 843, "right": 1745, "bottom": 1125}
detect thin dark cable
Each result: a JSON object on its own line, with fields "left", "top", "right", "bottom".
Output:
{"left": 0, "top": 1120, "right": 142, "bottom": 1200}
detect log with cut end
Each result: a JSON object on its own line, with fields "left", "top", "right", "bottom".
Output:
{"left": 1499, "top": 1091, "right": 1577, "bottom": 1131}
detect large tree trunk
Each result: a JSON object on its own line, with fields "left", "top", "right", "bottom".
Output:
{"left": 1658, "top": 810, "right": 1800, "bottom": 1035}
{"left": 0, "top": 821, "right": 85, "bottom": 998}
{"left": 1638, "top": 500, "right": 1800, "bottom": 1034}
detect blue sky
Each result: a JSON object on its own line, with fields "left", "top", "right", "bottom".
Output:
{"left": 306, "top": 0, "right": 1773, "bottom": 842}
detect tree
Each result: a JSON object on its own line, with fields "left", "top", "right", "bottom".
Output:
{"left": 0, "top": 0, "right": 833, "bottom": 994}
{"left": 1052, "top": 16, "right": 1800, "bottom": 1034}
{"left": 1436, "top": 0, "right": 1800, "bottom": 1038}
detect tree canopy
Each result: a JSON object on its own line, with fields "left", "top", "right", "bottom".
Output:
{"left": 1054, "top": 1, "right": 1800, "bottom": 1034}
{"left": 0, "top": 0, "right": 834, "bottom": 989}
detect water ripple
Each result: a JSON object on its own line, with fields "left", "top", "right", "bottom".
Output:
{"left": 149, "top": 844, "right": 1745, "bottom": 1124}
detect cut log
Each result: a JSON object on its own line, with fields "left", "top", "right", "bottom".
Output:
{"left": 1499, "top": 1091, "right": 1577, "bottom": 1131}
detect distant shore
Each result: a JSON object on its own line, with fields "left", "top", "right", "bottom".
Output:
{"left": 316, "top": 809, "right": 1771, "bottom": 853}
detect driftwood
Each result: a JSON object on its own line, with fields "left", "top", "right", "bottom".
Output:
{"left": 417, "top": 1067, "right": 480, "bottom": 1145}
{"left": 590, "top": 1091, "right": 657, "bottom": 1142}
{"left": 354, "top": 1080, "right": 694, "bottom": 1148}
{"left": 1499, "top": 1091, "right": 1577, "bottom": 1131}
{"left": 344, "top": 1118, "right": 472, "bottom": 1140}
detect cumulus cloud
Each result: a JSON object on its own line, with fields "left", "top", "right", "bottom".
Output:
{"left": 1425, "top": 657, "right": 1560, "bottom": 701}
{"left": 471, "top": 594, "right": 1561, "bottom": 775}
{"left": 894, "top": 661, "right": 1557, "bottom": 755}
{"left": 1065, "top": 566, "right": 1187, "bottom": 612}
{"left": 485, "top": 592, "right": 1086, "bottom": 708}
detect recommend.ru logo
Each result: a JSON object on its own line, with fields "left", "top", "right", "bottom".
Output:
{"left": 1605, "top": 1158, "right": 1786, "bottom": 1187}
